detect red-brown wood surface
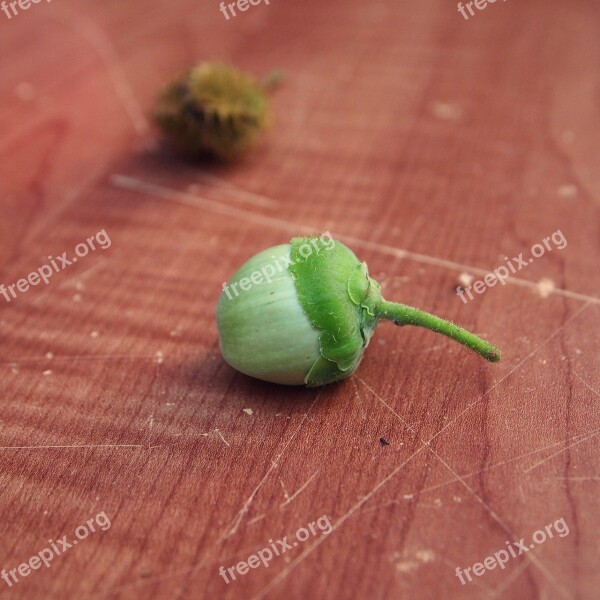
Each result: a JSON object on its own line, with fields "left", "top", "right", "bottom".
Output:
{"left": 1, "top": 1, "right": 599, "bottom": 599}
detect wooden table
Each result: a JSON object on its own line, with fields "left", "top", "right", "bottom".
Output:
{"left": 1, "top": 1, "right": 598, "bottom": 598}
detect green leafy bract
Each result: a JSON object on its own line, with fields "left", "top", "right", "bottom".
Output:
{"left": 289, "top": 237, "right": 381, "bottom": 386}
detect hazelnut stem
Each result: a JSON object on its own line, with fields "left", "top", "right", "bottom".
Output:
{"left": 375, "top": 300, "right": 501, "bottom": 362}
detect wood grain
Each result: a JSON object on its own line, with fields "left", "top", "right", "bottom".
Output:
{"left": 1, "top": 1, "right": 599, "bottom": 599}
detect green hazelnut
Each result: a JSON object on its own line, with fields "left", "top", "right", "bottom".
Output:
{"left": 217, "top": 234, "right": 501, "bottom": 387}
{"left": 153, "top": 62, "right": 272, "bottom": 160}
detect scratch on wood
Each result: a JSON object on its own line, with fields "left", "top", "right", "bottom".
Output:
{"left": 28, "top": 259, "right": 109, "bottom": 308}
{"left": 51, "top": 8, "right": 149, "bottom": 135}
{"left": 186, "top": 168, "right": 279, "bottom": 209}
{"left": 358, "top": 378, "right": 571, "bottom": 599}
{"left": 221, "top": 396, "right": 319, "bottom": 540}
{"left": 487, "top": 559, "right": 530, "bottom": 599}
{"left": 279, "top": 478, "right": 290, "bottom": 503}
{"left": 214, "top": 428, "right": 230, "bottom": 447}
{"left": 280, "top": 470, "right": 319, "bottom": 508}
{"left": 0, "top": 354, "right": 161, "bottom": 368}
{"left": 350, "top": 378, "right": 367, "bottom": 418}
{"left": 196, "top": 429, "right": 231, "bottom": 447}
{"left": 372, "top": 427, "right": 600, "bottom": 505}
{"left": 251, "top": 446, "right": 429, "bottom": 600}
{"left": 110, "top": 175, "right": 600, "bottom": 306}
{"left": 248, "top": 514, "right": 266, "bottom": 525}
{"left": 523, "top": 426, "right": 600, "bottom": 474}
{"left": 426, "top": 302, "right": 591, "bottom": 447}
{"left": 111, "top": 174, "right": 312, "bottom": 235}
{"left": 0, "top": 444, "right": 143, "bottom": 450}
